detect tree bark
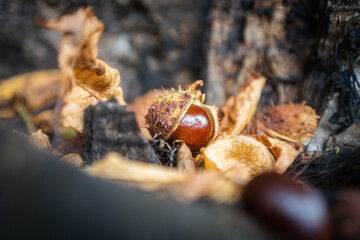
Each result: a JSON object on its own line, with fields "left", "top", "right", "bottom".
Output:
{"left": 205, "top": 0, "right": 360, "bottom": 151}
{"left": 205, "top": 0, "right": 319, "bottom": 111}
{"left": 304, "top": 0, "right": 360, "bottom": 152}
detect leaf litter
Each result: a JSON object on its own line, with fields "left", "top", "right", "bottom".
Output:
{"left": 0, "top": 7, "right": 319, "bottom": 203}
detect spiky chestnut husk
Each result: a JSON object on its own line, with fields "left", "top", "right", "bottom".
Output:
{"left": 145, "top": 90, "right": 218, "bottom": 150}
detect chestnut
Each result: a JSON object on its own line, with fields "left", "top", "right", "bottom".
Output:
{"left": 145, "top": 89, "right": 219, "bottom": 151}
{"left": 170, "top": 104, "right": 214, "bottom": 151}
{"left": 331, "top": 190, "right": 360, "bottom": 239}
{"left": 242, "top": 172, "right": 331, "bottom": 240}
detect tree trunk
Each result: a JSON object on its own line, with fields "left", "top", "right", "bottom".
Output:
{"left": 304, "top": 0, "right": 360, "bottom": 152}
{"left": 205, "top": 0, "right": 360, "bottom": 151}
{"left": 205, "top": 0, "right": 319, "bottom": 110}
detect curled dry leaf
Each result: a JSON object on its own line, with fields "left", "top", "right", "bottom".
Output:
{"left": 184, "top": 80, "right": 203, "bottom": 91}
{"left": 0, "top": 69, "right": 63, "bottom": 117}
{"left": 260, "top": 103, "right": 318, "bottom": 145}
{"left": 37, "top": 7, "right": 125, "bottom": 132}
{"left": 60, "top": 153, "right": 84, "bottom": 168}
{"left": 85, "top": 152, "right": 242, "bottom": 203}
{"left": 221, "top": 71, "right": 266, "bottom": 135}
{"left": 203, "top": 135, "right": 275, "bottom": 181}
{"left": 28, "top": 129, "right": 52, "bottom": 151}
{"left": 256, "top": 135, "right": 299, "bottom": 174}
{"left": 27, "top": 130, "right": 83, "bottom": 167}
{"left": 173, "top": 140, "right": 195, "bottom": 174}
{"left": 27, "top": 129, "right": 63, "bottom": 156}
{"left": 129, "top": 89, "right": 166, "bottom": 140}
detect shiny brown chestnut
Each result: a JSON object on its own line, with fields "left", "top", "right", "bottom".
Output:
{"left": 242, "top": 172, "right": 332, "bottom": 240}
{"left": 170, "top": 104, "right": 214, "bottom": 151}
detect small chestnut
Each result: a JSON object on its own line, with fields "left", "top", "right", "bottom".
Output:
{"left": 170, "top": 104, "right": 214, "bottom": 151}
{"left": 242, "top": 172, "right": 331, "bottom": 240}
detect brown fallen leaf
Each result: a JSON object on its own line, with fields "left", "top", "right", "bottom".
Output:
{"left": 0, "top": 69, "right": 63, "bottom": 117}
{"left": 28, "top": 129, "right": 52, "bottom": 150}
{"left": 26, "top": 129, "right": 64, "bottom": 156}
{"left": 221, "top": 71, "right": 266, "bottom": 135}
{"left": 60, "top": 153, "right": 84, "bottom": 168}
{"left": 165, "top": 170, "right": 242, "bottom": 203}
{"left": 37, "top": 7, "right": 125, "bottom": 132}
{"left": 184, "top": 80, "right": 204, "bottom": 91}
{"left": 203, "top": 135, "right": 275, "bottom": 181}
{"left": 129, "top": 89, "right": 166, "bottom": 140}
{"left": 85, "top": 152, "right": 189, "bottom": 184}
{"left": 260, "top": 102, "right": 318, "bottom": 145}
{"left": 85, "top": 152, "right": 242, "bottom": 203}
{"left": 256, "top": 135, "right": 299, "bottom": 174}
{"left": 173, "top": 140, "right": 195, "bottom": 174}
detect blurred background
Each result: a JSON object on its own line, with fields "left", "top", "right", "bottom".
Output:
{"left": 1, "top": 0, "right": 360, "bottom": 151}
{"left": 0, "top": 0, "right": 320, "bottom": 107}
{"left": 0, "top": 0, "right": 210, "bottom": 102}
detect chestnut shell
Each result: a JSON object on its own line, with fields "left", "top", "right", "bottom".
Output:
{"left": 145, "top": 91, "right": 194, "bottom": 140}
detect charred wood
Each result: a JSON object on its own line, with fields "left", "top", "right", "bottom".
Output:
{"left": 83, "top": 98, "right": 155, "bottom": 164}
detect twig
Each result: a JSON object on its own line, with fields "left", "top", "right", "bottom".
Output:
{"left": 52, "top": 96, "right": 64, "bottom": 147}
{"left": 14, "top": 102, "right": 36, "bottom": 134}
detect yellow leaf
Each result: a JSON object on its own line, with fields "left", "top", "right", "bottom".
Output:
{"left": 85, "top": 152, "right": 242, "bottom": 203}
{"left": 0, "top": 69, "right": 63, "bottom": 110}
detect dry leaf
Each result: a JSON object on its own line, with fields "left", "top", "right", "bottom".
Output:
{"left": 184, "top": 80, "right": 203, "bottom": 91}
{"left": 129, "top": 89, "right": 166, "bottom": 140}
{"left": 221, "top": 71, "right": 266, "bottom": 135}
{"left": 28, "top": 129, "right": 52, "bottom": 151}
{"left": 260, "top": 103, "right": 318, "bottom": 145}
{"left": 203, "top": 135, "right": 275, "bottom": 181}
{"left": 0, "top": 69, "right": 63, "bottom": 116}
{"left": 256, "top": 135, "right": 299, "bottom": 174}
{"left": 173, "top": 140, "right": 195, "bottom": 174}
{"left": 85, "top": 152, "right": 242, "bottom": 203}
{"left": 38, "top": 7, "right": 125, "bottom": 132}
{"left": 166, "top": 171, "right": 242, "bottom": 203}
{"left": 85, "top": 152, "right": 188, "bottom": 184}
{"left": 60, "top": 153, "right": 84, "bottom": 168}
